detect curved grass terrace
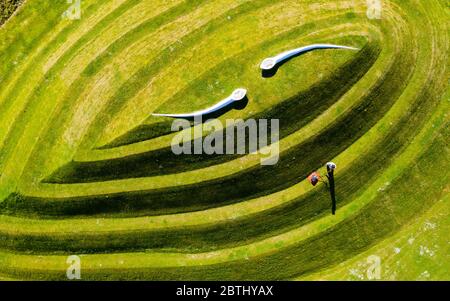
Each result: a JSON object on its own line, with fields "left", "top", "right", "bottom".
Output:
{"left": 0, "top": 0, "right": 448, "bottom": 280}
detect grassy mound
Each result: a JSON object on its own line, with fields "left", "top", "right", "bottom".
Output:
{"left": 0, "top": 0, "right": 448, "bottom": 280}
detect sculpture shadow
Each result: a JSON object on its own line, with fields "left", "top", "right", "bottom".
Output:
{"left": 100, "top": 97, "right": 249, "bottom": 148}
{"left": 262, "top": 66, "right": 280, "bottom": 78}
{"left": 262, "top": 49, "right": 317, "bottom": 78}
{"left": 181, "top": 95, "right": 249, "bottom": 121}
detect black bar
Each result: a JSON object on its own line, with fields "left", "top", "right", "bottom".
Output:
{"left": 0, "top": 281, "right": 447, "bottom": 299}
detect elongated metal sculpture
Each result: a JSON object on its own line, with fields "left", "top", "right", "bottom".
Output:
{"left": 152, "top": 88, "right": 247, "bottom": 118}
{"left": 260, "top": 44, "right": 359, "bottom": 71}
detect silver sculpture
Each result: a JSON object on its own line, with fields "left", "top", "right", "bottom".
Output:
{"left": 260, "top": 44, "right": 359, "bottom": 71}
{"left": 152, "top": 88, "right": 247, "bottom": 118}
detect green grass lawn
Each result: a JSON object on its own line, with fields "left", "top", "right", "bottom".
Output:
{"left": 0, "top": 0, "right": 448, "bottom": 280}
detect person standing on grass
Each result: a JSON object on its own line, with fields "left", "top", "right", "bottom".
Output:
{"left": 307, "top": 162, "right": 337, "bottom": 215}
{"left": 326, "top": 162, "right": 337, "bottom": 215}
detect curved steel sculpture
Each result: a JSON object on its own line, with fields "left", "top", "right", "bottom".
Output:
{"left": 260, "top": 44, "right": 359, "bottom": 71}
{"left": 152, "top": 88, "right": 247, "bottom": 118}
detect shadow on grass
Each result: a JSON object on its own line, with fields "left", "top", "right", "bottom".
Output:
{"left": 262, "top": 48, "right": 323, "bottom": 78}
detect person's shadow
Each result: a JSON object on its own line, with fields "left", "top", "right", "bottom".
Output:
{"left": 326, "top": 171, "right": 336, "bottom": 215}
